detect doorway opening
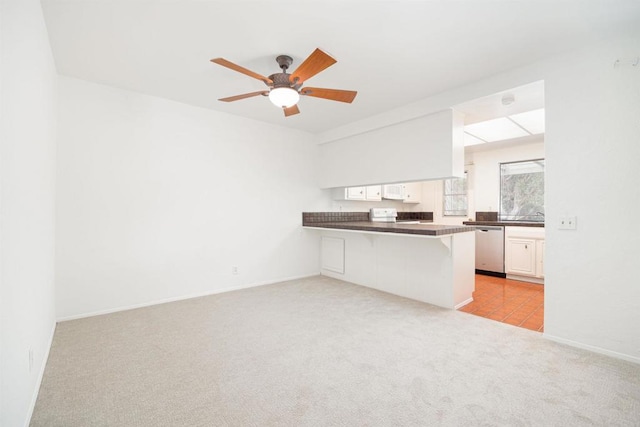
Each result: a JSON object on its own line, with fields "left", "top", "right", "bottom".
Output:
{"left": 453, "top": 80, "right": 545, "bottom": 332}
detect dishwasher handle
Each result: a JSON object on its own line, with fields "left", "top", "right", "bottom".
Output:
{"left": 476, "top": 226, "right": 503, "bottom": 232}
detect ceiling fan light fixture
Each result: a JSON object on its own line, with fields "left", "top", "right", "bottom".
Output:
{"left": 269, "top": 87, "right": 300, "bottom": 108}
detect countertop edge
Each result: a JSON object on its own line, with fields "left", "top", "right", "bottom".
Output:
{"left": 302, "top": 222, "right": 474, "bottom": 237}
{"left": 463, "top": 221, "right": 545, "bottom": 228}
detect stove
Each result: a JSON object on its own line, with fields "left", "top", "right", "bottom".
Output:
{"left": 370, "top": 208, "right": 398, "bottom": 222}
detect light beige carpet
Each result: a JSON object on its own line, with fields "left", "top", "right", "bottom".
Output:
{"left": 32, "top": 276, "right": 640, "bottom": 426}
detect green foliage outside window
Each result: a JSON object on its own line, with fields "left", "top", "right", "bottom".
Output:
{"left": 500, "top": 159, "right": 544, "bottom": 221}
{"left": 443, "top": 172, "right": 468, "bottom": 216}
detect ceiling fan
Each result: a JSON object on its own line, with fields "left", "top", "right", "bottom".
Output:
{"left": 211, "top": 48, "right": 357, "bottom": 117}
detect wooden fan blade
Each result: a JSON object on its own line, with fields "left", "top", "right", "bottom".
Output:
{"left": 283, "top": 104, "right": 300, "bottom": 117}
{"left": 218, "top": 91, "right": 268, "bottom": 102}
{"left": 211, "top": 58, "right": 273, "bottom": 85}
{"left": 300, "top": 87, "right": 357, "bottom": 103}
{"left": 290, "top": 49, "right": 336, "bottom": 85}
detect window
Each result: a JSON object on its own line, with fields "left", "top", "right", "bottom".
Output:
{"left": 443, "top": 172, "right": 468, "bottom": 216}
{"left": 500, "top": 159, "right": 544, "bottom": 221}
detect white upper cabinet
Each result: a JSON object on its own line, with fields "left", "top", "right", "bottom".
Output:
{"left": 334, "top": 185, "right": 382, "bottom": 201}
{"left": 365, "top": 185, "right": 382, "bottom": 201}
{"left": 346, "top": 186, "right": 366, "bottom": 200}
{"left": 402, "top": 182, "right": 422, "bottom": 204}
{"left": 334, "top": 183, "right": 420, "bottom": 203}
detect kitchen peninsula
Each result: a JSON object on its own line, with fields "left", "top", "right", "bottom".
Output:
{"left": 303, "top": 212, "right": 476, "bottom": 309}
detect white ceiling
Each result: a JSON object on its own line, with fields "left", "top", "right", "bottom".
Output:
{"left": 454, "top": 81, "right": 545, "bottom": 125}
{"left": 41, "top": 0, "right": 640, "bottom": 134}
{"left": 456, "top": 80, "right": 545, "bottom": 150}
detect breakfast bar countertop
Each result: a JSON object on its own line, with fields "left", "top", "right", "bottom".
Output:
{"left": 302, "top": 211, "right": 476, "bottom": 309}
{"left": 303, "top": 220, "right": 473, "bottom": 236}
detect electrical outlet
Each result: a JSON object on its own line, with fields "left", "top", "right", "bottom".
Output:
{"left": 232, "top": 266, "right": 238, "bottom": 275}
{"left": 559, "top": 216, "right": 577, "bottom": 230}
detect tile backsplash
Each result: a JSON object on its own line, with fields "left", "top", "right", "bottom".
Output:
{"left": 397, "top": 212, "right": 434, "bottom": 221}
{"left": 302, "top": 211, "right": 433, "bottom": 224}
{"left": 475, "top": 211, "right": 498, "bottom": 221}
{"left": 302, "top": 212, "right": 369, "bottom": 224}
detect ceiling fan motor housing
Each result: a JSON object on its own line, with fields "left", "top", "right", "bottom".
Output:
{"left": 268, "top": 55, "right": 296, "bottom": 89}
{"left": 269, "top": 72, "right": 293, "bottom": 89}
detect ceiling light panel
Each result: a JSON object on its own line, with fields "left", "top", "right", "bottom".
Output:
{"left": 464, "top": 132, "right": 486, "bottom": 146}
{"left": 464, "top": 117, "right": 529, "bottom": 142}
{"left": 509, "top": 108, "right": 545, "bottom": 134}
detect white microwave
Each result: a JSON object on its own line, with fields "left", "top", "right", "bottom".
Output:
{"left": 382, "top": 184, "right": 405, "bottom": 200}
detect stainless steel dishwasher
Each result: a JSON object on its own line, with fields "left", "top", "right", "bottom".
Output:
{"left": 475, "top": 225, "right": 505, "bottom": 277}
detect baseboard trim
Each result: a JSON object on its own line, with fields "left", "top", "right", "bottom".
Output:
{"left": 543, "top": 333, "right": 640, "bottom": 365}
{"left": 506, "top": 274, "right": 544, "bottom": 285}
{"left": 26, "top": 321, "right": 57, "bottom": 427}
{"left": 454, "top": 297, "right": 474, "bottom": 310}
{"left": 56, "top": 273, "right": 320, "bottom": 322}
{"left": 475, "top": 269, "right": 506, "bottom": 278}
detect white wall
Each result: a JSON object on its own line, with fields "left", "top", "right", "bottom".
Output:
{"left": 467, "top": 140, "right": 545, "bottom": 213}
{"left": 542, "top": 33, "right": 640, "bottom": 362}
{"left": 318, "top": 30, "right": 640, "bottom": 362}
{"left": 0, "top": 1, "right": 58, "bottom": 426}
{"left": 419, "top": 180, "right": 468, "bottom": 226}
{"left": 319, "top": 109, "right": 464, "bottom": 188}
{"left": 418, "top": 140, "right": 545, "bottom": 225}
{"left": 56, "top": 77, "right": 331, "bottom": 320}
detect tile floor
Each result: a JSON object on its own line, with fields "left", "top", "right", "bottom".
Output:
{"left": 459, "top": 274, "right": 544, "bottom": 332}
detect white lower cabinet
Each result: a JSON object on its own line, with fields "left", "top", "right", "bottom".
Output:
{"left": 504, "top": 227, "right": 545, "bottom": 283}
{"left": 536, "top": 240, "right": 545, "bottom": 278}
{"left": 505, "top": 238, "right": 537, "bottom": 276}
